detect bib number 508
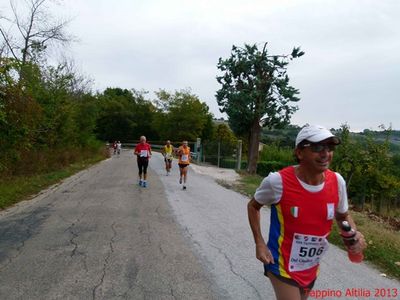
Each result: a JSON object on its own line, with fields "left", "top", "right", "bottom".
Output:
{"left": 299, "top": 246, "right": 324, "bottom": 258}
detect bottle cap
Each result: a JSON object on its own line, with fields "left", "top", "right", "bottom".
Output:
{"left": 342, "top": 221, "right": 351, "bottom": 231}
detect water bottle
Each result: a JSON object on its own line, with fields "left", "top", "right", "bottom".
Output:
{"left": 340, "top": 221, "right": 364, "bottom": 263}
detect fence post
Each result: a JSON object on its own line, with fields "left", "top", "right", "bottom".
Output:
{"left": 196, "top": 138, "right": 201, "bottom": 164}
{"left": 236, "top": 140, "right": 242, "bottom": 170}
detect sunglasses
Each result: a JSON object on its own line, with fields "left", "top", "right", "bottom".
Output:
{"left": 301, "top": 142, "right": 336, "bottom": 153}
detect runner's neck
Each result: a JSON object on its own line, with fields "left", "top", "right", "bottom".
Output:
{"left": 295, "top": 166, "right": 325, "bottom": 185}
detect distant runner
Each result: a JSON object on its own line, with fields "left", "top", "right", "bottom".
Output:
{"left": 116, "top": 141, "right": 122, "bottom": 155}
{"left": 134, "top": 136, "right": 152, "bottom": 188}
{"left": 162, "top": 140, "right": 174, "bottom": 176}
{"left": 177, "top": 140, "right": 191, "bottom": 190}
{"left": 112, "top": 141, "right": 117, "bottom": 155}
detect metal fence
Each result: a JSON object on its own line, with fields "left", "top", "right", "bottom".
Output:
{"left": 199, "top": 139, "right": 243, "bottom": 170}
{"left": 107, "top": 139, "right": 244, "bottom": 170}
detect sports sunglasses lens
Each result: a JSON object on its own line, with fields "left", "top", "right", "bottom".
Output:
{"left": 311, "top": 144, "right": 335, "bottom": 152}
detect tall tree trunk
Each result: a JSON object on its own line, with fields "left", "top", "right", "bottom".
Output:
{"left": 247, "top": 133, "right": 252, "bottom": 169}
{"left": 247, "top": 119, "right": 261, "bottom": 174}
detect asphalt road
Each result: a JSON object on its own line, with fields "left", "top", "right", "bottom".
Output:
{"left": 0, "top": 151, "right": 399, "bottom": 300}
{"left": 0, "top": 151, "right": 215, "bottom": 300}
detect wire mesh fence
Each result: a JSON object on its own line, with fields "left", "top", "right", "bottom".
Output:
{"left": 107, "top": 139, "right": 244, "bottom": 170}
{"left": 200, "top": 139, "right": 244, "bottom": 170}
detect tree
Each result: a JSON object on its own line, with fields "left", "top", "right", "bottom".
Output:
{"left": 95, "top": 88, "right": 158, "bottom": 142}
{"left": 37, "top": 63, "right": 96, "bottom": 147}
{"left": 203, "top": 122, "right": 238, "bottom": 164}
{"left": 216, "top": 43, "right": 304, "bottom": 174}
{"left": 0, "top": 0, "right": 71, "bottom": 80}
{"left": 215, "top": 123, "right": 237, "bottom": 145}
{"left": 153, "top": 89, "right": 214, "bottom": 142}
{"left": 0, "top": 1, "right": 104, "bottom": 177}
{"left": 332, "top": 124, "right": 400, "bottom": 214}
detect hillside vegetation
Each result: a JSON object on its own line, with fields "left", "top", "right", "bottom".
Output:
{"left": 261, "top": 125, "right": 400, "bottom": 219}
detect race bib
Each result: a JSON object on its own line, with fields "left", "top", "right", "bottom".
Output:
{"left": 165, "top": 153, "right": 172, "bottom": 159}
{"left": 289, "top": 233, "right": 328, "bottom": 272}
{"left": 181, "top": 154, "right": 189, "bottom": 162}
{"left": 140, "top": 150, "right": 148, "bottom": 157}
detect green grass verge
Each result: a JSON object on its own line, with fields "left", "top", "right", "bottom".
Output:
{"left": 232, "top": 172, "right": 400, "bottom": 280}
{"left": 0, "top": 154, "right": 106, "bottom": 209}
{"left": 233, "top": 171, "right": 264, "bottom": 197}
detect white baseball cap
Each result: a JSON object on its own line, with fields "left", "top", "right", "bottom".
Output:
{"left": 295, "top": 124, "right": 340, "bottom": 147}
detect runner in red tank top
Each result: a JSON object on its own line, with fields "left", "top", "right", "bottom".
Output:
{"left": 248, "top": 125, "right": 367, "bottom": 300}
{"left": 134, "top": 136, "right": 152, "bottom": 187}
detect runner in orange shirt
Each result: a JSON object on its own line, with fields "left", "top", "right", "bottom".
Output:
{"left": 177, "top": 140, "right": 191, "bottom": 190}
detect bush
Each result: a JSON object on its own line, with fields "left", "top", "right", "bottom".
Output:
{"left": 219, "top": 159, "right": 247, "bottom": 169}
{"left": 201, "top": 156, "right": 247, "bottom": 169}
{"left": 256, "top": 161, "right": 290, "bottom": 177}
{"left": 1, "top": 142, "right": 108, "bottom": 177}
{"left": 259, "top": 142, "right": 295, "bottom": 165}
{"left": 202, "top": 156, "right": 288, "bottom": 176}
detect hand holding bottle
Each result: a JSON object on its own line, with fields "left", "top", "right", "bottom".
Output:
{"left": 340, "top": 221, "right": 366, "bottom": 263}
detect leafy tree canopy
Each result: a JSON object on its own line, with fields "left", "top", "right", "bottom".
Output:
{"left": 153, "top": 89, "right": 214, "bottom": 142}
{"left": 95, "top": 88, "right": 158, "bottom": 142}
{"left": 216, "top": 42, "right": 304, "bottom": 173}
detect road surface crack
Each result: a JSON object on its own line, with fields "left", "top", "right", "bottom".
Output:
{"left": 66, "top": 222, "right": 79, "bottom": 257}
{"left": 155, "top": 205, "right": 160, "bottom": 216}
{"left": 170, "top": 287, "right": 177, "bottom": 299}
{"left": 159, "top": 245, "right": 167, "bottom": 258}
{"left": 0, "top": 221, "right": 32, "bottom": 271}
{"left": 92, "top": 222, "right": 117, "bottom": 300}
{"left": 209, "top": 242, "right": 263, "bottom": 300}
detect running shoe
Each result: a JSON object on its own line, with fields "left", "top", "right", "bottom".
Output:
{"left": 183, "top": 185, "right": 186, "bottom": 190}
{"left": 139, "top": 180, "right": 143, "bottom": 186}
{"left": 143, "top": 181, "right": 147, "bottom": 188}
{"left": 179, "top": 178, "right": 182, "bottom": 184}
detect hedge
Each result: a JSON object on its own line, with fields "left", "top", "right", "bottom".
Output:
{"left": 201, "top": 156, "right": 290, "bottom": 176}
{"left": 256, "top": 161, "right": 291, "bottom": 177}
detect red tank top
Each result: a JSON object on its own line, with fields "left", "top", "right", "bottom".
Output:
{"left": 265, "top": 166, "right": 339, "bottom": 287}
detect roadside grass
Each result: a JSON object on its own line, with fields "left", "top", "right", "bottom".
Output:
{"left": 0, "top": 154, "right": 106, "bottom": 209}
{"left": 233, "top": 171, "right": 264, "bottom": 198}
{"left": 329, "top": 212, "right": 400, "bottom": 279}
{"left": 232, "top": 172, "right": 400, "bottom": 281}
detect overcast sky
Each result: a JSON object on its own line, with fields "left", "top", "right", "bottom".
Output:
{"left": 5, "top": 0, "right": 399, "bottom": 131}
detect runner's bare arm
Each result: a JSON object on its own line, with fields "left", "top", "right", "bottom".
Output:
{"left": 248, "top": 198, "right": 274, "bottom": 264}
